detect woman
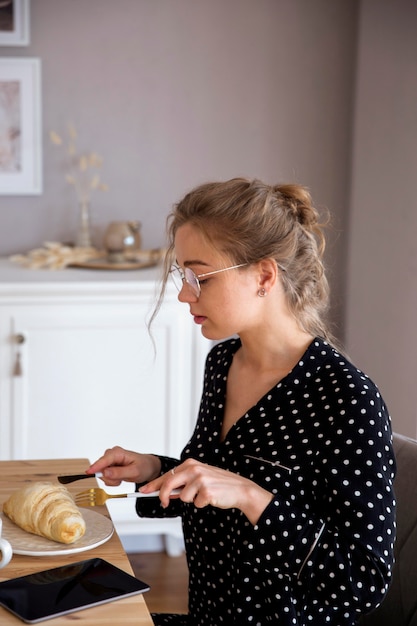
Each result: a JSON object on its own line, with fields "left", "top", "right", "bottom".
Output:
{"left": 88, "top": 178, "right": 396, "bottom": 625}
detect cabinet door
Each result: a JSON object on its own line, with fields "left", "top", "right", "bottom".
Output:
{"left": 2, "top": 296, "right": 207, "bottom": 536}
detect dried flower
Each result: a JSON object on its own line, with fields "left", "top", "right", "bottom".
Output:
{"left": 50, "top": 123, "right": 108, "bottom": 203}
{"left": 10, "top": 242, "right": 102, "bottom": 270}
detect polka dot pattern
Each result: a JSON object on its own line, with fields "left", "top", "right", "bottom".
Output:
{"left": 138, "top": 338, "right": 396, "bottom": 625}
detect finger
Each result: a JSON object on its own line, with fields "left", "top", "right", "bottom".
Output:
{"left": 87, "top": 447, "right": 139, "bottom": 485}
{"left": 142, "top": 472, "right": 179, "bottom": 498}
{"left": 192, "top": 491, "right": 208, "bottom": 508}
{"left": 140, "top": 468, "right": 185, "bottom": 507}
{"left": 139, "top": 475, "right": 165, "bottom": 493}
{"left": 87, "top": 447, "right": 123, "bottom": 473}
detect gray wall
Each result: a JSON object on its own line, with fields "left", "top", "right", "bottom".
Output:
{"left": 1, "top": 1, "right": 416, "bottom": 437}
{"left": 0, "top": 0, "right": 358, "bottom": 337}
{"left": 346, "top": 0, "right": 417, "bottom": 438}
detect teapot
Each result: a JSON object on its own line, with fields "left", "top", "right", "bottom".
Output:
{"left": 103, "top": 221, "right": 142, "bottom": 263}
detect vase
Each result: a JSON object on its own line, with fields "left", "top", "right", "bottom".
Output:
{"left": 76, "top": 200, "right": 92, "bottom": 248}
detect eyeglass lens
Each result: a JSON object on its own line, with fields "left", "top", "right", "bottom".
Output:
{"left": 170, "top": 266, "right": 200, "bottom": 297}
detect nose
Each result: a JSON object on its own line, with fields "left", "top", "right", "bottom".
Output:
{"left": 178, "top": 281, "right": 198, "bottom": 303}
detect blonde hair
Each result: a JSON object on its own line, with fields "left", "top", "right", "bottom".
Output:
{"left": 152, "top": 177, "right": 337, "bottom": 345}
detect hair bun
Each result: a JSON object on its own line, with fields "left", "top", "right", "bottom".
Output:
{"left": 274, "top": 184, "right": 318, "bottom": 228}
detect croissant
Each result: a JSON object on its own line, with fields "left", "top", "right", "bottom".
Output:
{"left": 3, "top": 482, "right": 86, "bottom": 544}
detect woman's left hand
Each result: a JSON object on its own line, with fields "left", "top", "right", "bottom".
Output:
{"left": 139, "top": 458, "right": 274, "bottom": 525}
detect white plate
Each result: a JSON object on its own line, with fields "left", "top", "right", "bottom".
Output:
{"left": 0, "top": 509, "right": 113, "bottom": 556}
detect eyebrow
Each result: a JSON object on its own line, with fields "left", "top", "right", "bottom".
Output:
{"left": 181, "top": 259, "right": 212, "bottom": 269}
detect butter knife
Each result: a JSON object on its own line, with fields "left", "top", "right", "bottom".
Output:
{"left": 57, "top": 473, "right": 103, "bottom": 484}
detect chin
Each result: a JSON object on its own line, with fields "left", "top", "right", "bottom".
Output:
{"left": 201, "top": 326, "right": 236, "bottom": 342}
{"left": 200, "top": 327, "right": 216, "bottom": 340}
{"left": 200, "top": 325, "right": 219, "bottom": 340}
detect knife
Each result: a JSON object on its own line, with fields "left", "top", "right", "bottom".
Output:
{"left": 57, "top": 473, "right": 103, "bottom": 484}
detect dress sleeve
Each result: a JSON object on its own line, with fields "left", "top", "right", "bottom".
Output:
{"left": 135, "top": 455, "right": 184, "bottom": 519}
{"left": 244, "top": 387, "right": 396, "bottom": 617}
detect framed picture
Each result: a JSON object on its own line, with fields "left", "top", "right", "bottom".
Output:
{"left": 0, "top": 57, "right": 42, "bottom": 194}
{"left": 0, "top": 0, "right": 30, "bottom": 46}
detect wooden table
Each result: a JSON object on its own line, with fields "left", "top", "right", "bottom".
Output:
{"left": 0, "top": 458, "right": 154, "bottom": 625}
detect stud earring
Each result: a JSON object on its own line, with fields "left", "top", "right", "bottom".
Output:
{"left": 257, "top": 287, "right": 267, "bottom": 297}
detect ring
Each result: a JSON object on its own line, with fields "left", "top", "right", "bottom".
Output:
{"left": 171, "top": 468, "right": 175, "bottom": 475}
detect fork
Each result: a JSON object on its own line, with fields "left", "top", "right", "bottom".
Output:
{"left": 74, "top": 487, "right": 181, "bottom": 507}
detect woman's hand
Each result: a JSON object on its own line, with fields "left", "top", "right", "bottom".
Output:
{"left": 86, "top": 446, "right": 161, "bottom": 487}
{"left": 140, "top": 458, "right": 274, "bottom": 525}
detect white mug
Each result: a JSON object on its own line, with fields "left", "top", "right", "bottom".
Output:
{"left": 0, "top": 517, "right": 12, "bottom": 568}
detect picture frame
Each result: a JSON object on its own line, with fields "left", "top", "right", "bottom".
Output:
{"left": 0, "top": 57, "right": 42, "bottom": 194}
{"left": 0, "top": 0, "right": 30, "bottom": 46}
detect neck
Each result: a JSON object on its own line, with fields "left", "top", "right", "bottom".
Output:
{"left": 237, "top": 325, "right": 314, "bottom": 373}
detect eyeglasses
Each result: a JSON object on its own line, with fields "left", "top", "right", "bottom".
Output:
{"left": 169, "top": 263, "right": 247, "bottom": 298}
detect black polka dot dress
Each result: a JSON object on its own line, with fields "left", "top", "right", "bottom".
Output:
{"left": 137, "top": 338, "right": 396, "bottom": 626}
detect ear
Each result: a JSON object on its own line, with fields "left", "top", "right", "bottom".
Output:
{"left": 256, "top": 258, "right": 278, "bottom": 294}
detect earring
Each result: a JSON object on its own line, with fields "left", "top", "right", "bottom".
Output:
{"left": 257, "top": 287, "right": 267, "bottom": 297}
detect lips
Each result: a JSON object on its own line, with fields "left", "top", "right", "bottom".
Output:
{"left": 192, "top": 315, "right": 207, "bottom": 325}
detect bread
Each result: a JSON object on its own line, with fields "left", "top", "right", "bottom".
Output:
{"left": 2, "top": 482, "right": 86, "bottom": 544}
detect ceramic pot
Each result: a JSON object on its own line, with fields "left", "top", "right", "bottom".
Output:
{"left": 0, "top": 518, "right": 12, "bottom": 569}
{"left": 103, "top": 221, "right": 142, "bottom": 263}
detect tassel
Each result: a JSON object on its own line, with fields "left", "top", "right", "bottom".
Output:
{"left": 13, "top": 333, "right": 25, "bottom": 377}
{"left": 13, "top": 351, "right": 22, "bottom": 377}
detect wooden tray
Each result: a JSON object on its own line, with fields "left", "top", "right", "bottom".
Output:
{"left": 70, "top": 249, "right": 164, "bottom": 271}
{"left": 70, "top": 258, "right": 159, "bottom": 271}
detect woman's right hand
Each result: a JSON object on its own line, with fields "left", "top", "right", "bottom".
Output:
{"left": 86, "top": 446, "right": 161, "bottom": 487}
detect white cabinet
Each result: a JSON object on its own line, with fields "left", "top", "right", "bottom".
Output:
{"left": 0, "top": 260, "right": 209, "bottom": 550}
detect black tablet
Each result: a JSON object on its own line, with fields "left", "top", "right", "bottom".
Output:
{"left": 0, "top": 557, "right": 150, "bottom": 623}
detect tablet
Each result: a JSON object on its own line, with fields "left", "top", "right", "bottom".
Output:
{"left": 0, "top": 557, "right": 150, "bottom": 623}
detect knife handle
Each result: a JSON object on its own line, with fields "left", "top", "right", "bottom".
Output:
{"left": 57, "top": 473, "right": 103, "bottom": 484}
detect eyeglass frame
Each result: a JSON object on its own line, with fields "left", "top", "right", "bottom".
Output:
{"left": 169, "top": 262, "right": 248, "bottom": 298}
